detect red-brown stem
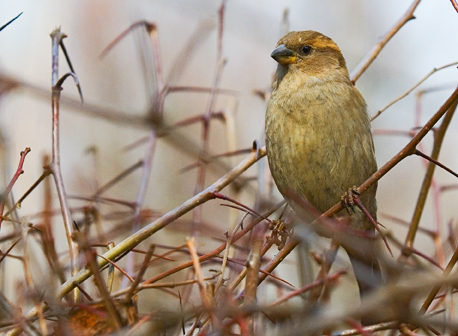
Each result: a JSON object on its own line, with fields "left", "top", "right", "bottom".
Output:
{"left": 350, "top": 0, "right": 422, "bottom": 83}
{"left": 180, "top": 147, "right": 251, "bottom": 173}
{"left": 213, "top": 191, "right": 272, "bottom": 223}
{"left": 344, "top": 319, "right": 373, "bottom": 336}
{"left": 97, "top": 254, "right": 134, "bottom": 282}
{"left": 0, "top": 147, "right": 30, "bottom": 228}
{"left": 125, "top": 245, "right": 155, "bottom": 301}
{"left": 407, "top": 246, "right": 443, "bottom": 270}
{"left": 173, "top": 112, "right": 225, "bottom": 128}
{"left": 0, "top": 237, "right": 21, "bottom": 265}
{"left": 450, "top": 0, "right": 458, "bottom": 13}
{"left": 414, "top": 149, "right": 458, "bottom": 178}
{"left": 270, "top": 270, "right": 346, "bottom": 307}
{"left": 353, "top": 197, "right": 392, "bottom": 256}
{"left": 4, "top": 170, "right": 51, "bottom": 219}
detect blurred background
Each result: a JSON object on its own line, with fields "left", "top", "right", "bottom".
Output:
{"left": 0, "top": 0, "right": 458, "bottom": 332}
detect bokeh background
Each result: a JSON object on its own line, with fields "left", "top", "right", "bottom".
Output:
{"left": 1, "top": 0, "right": 458, "bottom": 330}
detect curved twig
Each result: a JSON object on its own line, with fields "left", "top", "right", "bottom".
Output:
{"left": 371, "top": 61, "right": 458, "bottom": 121}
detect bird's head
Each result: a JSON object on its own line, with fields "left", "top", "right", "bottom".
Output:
{"left": 271, "top": 31, "right": 349, "bottom": 80}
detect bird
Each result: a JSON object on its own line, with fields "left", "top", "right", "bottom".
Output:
{"left": 265, "top": 30, "right": 382, "bottom": 322}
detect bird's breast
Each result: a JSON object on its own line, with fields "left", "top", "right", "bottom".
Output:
{"left": 265, "top": 78, "right": 377, "bottom": 222}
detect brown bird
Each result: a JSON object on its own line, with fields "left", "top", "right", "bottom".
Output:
{"left": 265, "top": 31, "right": 382, "bottom": 320}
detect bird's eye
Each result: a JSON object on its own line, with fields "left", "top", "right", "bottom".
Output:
{"left": 302, "top": 45, "right": 312, "bottom": 55}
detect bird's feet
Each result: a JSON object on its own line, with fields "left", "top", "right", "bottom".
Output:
{"left": 341, "top": 186, "right": 360, "bottom": 215}
{"left": 268, "top": 219, "right": 290, "bottom": 250}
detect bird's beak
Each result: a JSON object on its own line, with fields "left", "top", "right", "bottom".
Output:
{"left": 270, "top": 44, "right": 297, "bottom": 65}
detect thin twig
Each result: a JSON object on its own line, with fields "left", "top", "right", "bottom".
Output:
{"left": 0, "top": 148, "right": 30, "bottom": 228}
{"left": 270, "top": 270, "right": 347, "bottom": 306}
{"left": 215, "top": 213, "right": 248, "bottom": 292}
{"left": 125, "top": 245, "right": 154, "bottom": 301}
{"left": 97, "top": 254, "right": 134, "bottom": 282}
{"left": 0, "top": 237, "right": 21, "bottom": 265}
{"left": 0, "top": 12, "right": 22, "bottom": 32}
{"left": 371, "top": 61, "right": 458, "bottom": 121}
{"left": 307, "top": 241, "right": 340, "bottom": 304}
{"left": 414, "top": 149, "right": 458, "bottom": 179}
{"left": 187, "top": 237, "right": 219, "bottom": 328}
{"left": 93, "top": 160, "right": 143, "bottom": 197}
{"left": 59, "top": 40, "right": 83, "bottom": 102}
{"left": 4, "top": 170, "right": 51, "bottom": 218}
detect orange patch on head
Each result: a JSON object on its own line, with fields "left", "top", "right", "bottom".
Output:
{"left": 309, "top": 36, "right": 341, "bottom": 52}
{"left": 278, "top": 31, "right": 341, "bottom": 53}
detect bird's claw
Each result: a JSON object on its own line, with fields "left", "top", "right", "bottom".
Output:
{"left": 269, "top": 219, "right": 289, "bottom": 250}
{"left": 341, "top": 186, "right": 360, "bottom": 215}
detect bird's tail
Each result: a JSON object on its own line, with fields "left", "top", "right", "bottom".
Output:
{"left": 347, "top": 248, "right": 383, "bottom": 325}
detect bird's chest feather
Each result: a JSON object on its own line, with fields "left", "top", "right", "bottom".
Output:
{"left": 265, "top": 78, "right": 373, "bottom": 212}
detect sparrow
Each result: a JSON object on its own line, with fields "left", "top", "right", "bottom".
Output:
{"left": 265, "top": 31, "right": 382, "bottom": 321}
